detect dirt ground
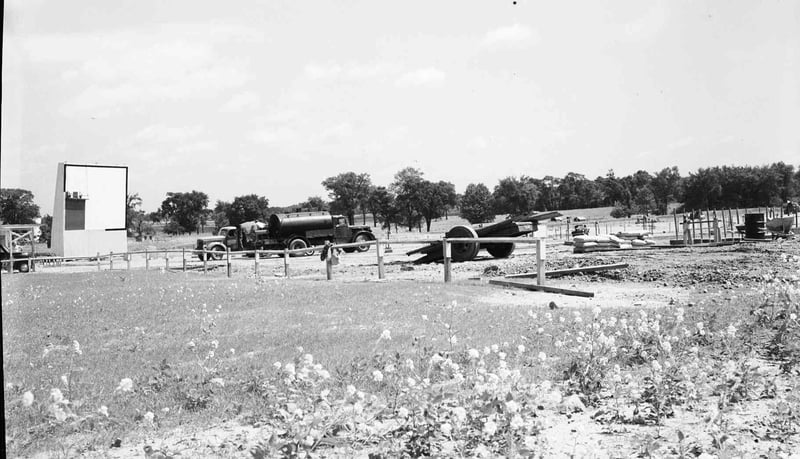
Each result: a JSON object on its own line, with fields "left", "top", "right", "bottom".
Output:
{"left": 78, "top": 236, "right": 800, "bottom": 458}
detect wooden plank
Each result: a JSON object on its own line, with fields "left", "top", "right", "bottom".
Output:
{"left": 489, "top": 279, "right": 594, "bottom": 298}
{"left": 506, "top": 262, "right": 629, "bottom": 279}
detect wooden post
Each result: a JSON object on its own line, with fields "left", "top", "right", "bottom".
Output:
{"left": 97, "top": 252, "right": 101, "bottom": 271}
{"left": 145, "top": 249, "right": 149, "bottom": 271}
{"left": 182, "top": 248, "right": 186, "bottom": 272}
{"left": 536, "top": 238, "right": 546, "bottom": 286}
{"left": 226, "top": 247, "right": 231, "bottom": 278}
{"left": 443, "top": 239, "right": 452, "bottom": 283}
{"left": 736, "top": 208, "right": 740, "bottom": 224}
{"left": 126, "top": 253, "right": 131, "bottom": 270}
{"left": 691, "top": 213, "right": 696, "bottom": 243}
{"left": 283, "top": 248, "right": 290, "bottom": 278}
{"left": 254, "top": 250, "right": 260, "bottom": 276}
{"left": 165, "top": 251, "right": 170, "bottom": 271}
{"left": 110, "top": 252, "right": 114, "bottom": 270}
{"left": 672, "top": 209, "right": 679, "bottom": 241}
{"left": 721, "top": 209, "right": 727, "bottom": 240}
{"left": 203, "top": 249, "right": 207, "bottom": 274}
{"left": 325, "top": 252, "right": 333, "bottom": 280}
{"left": 376, "top": 240, "right": 385, "bottom": 280}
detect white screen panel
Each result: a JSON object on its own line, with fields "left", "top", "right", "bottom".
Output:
{"left": 64, "top": 165, "right": 127, "bottom": 230}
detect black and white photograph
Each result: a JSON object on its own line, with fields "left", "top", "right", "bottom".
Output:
{"left": 2, "top": 1, "right": 800, "bottom": 457}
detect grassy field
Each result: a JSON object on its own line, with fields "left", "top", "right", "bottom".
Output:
{"left": 4, "top": 244, "right": 800, "bottom": 458}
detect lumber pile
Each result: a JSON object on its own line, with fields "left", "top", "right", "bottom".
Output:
{"left": 573, "top": 232, "right": 656, "bottom": 253}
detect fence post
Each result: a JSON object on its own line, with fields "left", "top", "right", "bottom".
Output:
{"left": 376, "top": 240, "right": 385, "bottom": 280}
{"left": 145, "top": 249, "right": 150, "bottom": 271}
{"left": 182, "top": 248, "right": 186, "bottom": 272}
{"left": 254, "top": 250, "right": 260, "bottom": 276}
{"left": 110, "top": 251, "right": 114, "bottom": 270}
{"left": 126, "top": 253, "right": 131, "bottom": 271}
{"left": 536, "top": 239, "right": 546, "bottom": 286}
{"left": 203, "top": 249, "right": 207, "bottom": 274}
{"left": 326, "top": 252, "right": 333, "bottom": 280}
{"left": 226, "top": 247, "right": 231, "bottom": 278}
{"left": 165, "top": 251, "right": 170, "bottom": 271}
{"left": 97, "top": 252, "right": 101, "bottom": 271}
{"left": 284, "top": 248, "right": 290, "bottom": 278}
{"left": 443, "top": 239, "right": 452, "bottom": 283}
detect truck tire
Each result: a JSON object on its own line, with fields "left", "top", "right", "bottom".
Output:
{"left": 446, "top": 225, "right": 480, "bottom": 262}
{"left": 485, "top": 243, "right": 515, "bottom": 259}
{"left": 288, "top": 238, "right": 313, "bottom": 257}
{"left": 16, "top": 261, "right": 30, "bottom": 273}
{"left": 354, "top": 233, "right": 374, "bottom": 253}
{"left": 209, "top": 245, "right": 225, "bottom": 261}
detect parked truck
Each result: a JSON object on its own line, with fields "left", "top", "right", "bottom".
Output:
{"left": 195, "top": 214, "right": 375, "bottom": 260}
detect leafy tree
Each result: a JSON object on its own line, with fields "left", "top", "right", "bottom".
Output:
{"left": 391, "top": 167, "right": 426, "bottom": 231}
{"left": 418, "top": 180, "right": 457, "bottom": 232}
{"left": 0, "top": 188, "right": 40, "bottom": 224}
{"left": 492, "top": 176, "right": 538, "bottom": 217}
{"left": 126, "top": 193, "right": 143, "bottom": 236}
{"left": 39, "top": 214, "right": 53, "bottom": 246}
{"left": 368, "top": 186, "right": 399, "bottom": 232}
{"left": 538, "top": 176, "right": 561, "bottom": 210}
{"left": 650, "top": 166, "right": 681, "bottom": 215}
{"left": 557, "top": 173, "right": 602, "bottom": 209}
{"left": 632, "top": 186, "right": 656, "bottom": 215}
{"left": 459, "top": 183, "right": 494, "bottom": 224}
{"left": 159, "top": 191, "right": 209, "bottom": 234}
{"left": 595, "top": 170, "right": 629, "bottom": 208}
{"left": 322, "top": 172, "right": 372, "bottom": 225}
{"left": 212, "top": 200, "right": 231, "bottom": 230}
{"left": 303, "top": 196, "right": 328, "bottom": 211}
{"left": 681, "top": 168, "right": 723, "bottom": 209}
{"left": 130, "top": 211, "right": 155, "bottom": 240}
{"left": 227, "top": 194, "right": 270, "bottom": 226}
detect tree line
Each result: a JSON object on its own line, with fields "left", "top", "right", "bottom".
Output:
{"left": 1, "top": 162, "right": 798, "bottom": 243}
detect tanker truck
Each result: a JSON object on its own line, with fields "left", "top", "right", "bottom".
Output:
{"left": 195, "top": 214, "right": 375, "bottom": 260}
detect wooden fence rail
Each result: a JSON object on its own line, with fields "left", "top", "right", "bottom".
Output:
{"left": 3, "top": 237, "right": 548, "bottom": 286}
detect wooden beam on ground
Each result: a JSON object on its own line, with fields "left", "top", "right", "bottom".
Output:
{"left": 488, "top": 279, "right": 595, "bottom": 298}
{"left": 505, "top": 262, "right": 629, "bottom": 279}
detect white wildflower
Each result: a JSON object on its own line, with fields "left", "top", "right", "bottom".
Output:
{"left": 22, "top": 391, "right": 34, "bottom": 407}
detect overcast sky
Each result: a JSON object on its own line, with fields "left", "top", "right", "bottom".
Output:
{"left": 2, "top": 0, "right": 799, "bottom": 214}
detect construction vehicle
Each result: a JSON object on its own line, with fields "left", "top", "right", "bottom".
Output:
{"left": 1, "top": 243, "right": 31, "bottom": 273}
{"left": 195, "top": 214, "right": 375, "bottom": 260}
{"left": 407, "top": 211, "right": 561, "bottom": 263}
{"left": 571, "top": 224, "right": 590, "bottom": 237}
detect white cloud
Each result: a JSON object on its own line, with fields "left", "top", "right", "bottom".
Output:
{"left": 221, "top": 91, "right": 261, "bottom": 112}
{"left": 395, "top": 68, "right": 446, "bottom": 87}
{"left": 248, "top": 126, "right": 296, "bottom": 145}
{"left": 20, "top": 25, "right": 256, "bottom": 116}
{"left": 304, "top": 61, "right": 395, "bottom": 80}
{"left": 133, "top": 124, "right": 203, "bottom": 143}
{"left": 321, "top": 122, "right": 353, "bottom": 141}
{"left": 483, "top": 24, "right": 537, "bottom": 46}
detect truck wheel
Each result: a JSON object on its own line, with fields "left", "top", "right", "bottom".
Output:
{"left": 209, "top": 246, "right": 225, "bottom": 260}
{"left": 288, "top": 238, "right": 312, "bottom": 257}
{"left": 354, "top": 233, "right": 373, "bottom": 252}
{"left": 485, "top": 243, "right": 515, "bottom": 259}
{"left": 16, "top": 262, "right": 30, "bottom": 273}
{"left": 446, "top": 225, "right": 480, "bottom": 262}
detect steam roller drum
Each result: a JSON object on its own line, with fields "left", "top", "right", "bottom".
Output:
{"left": 485, "top": 243, "right": 515, "bottom": 259}
{"left": 445, "top": 225, "right": 480, "bottom": 262}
